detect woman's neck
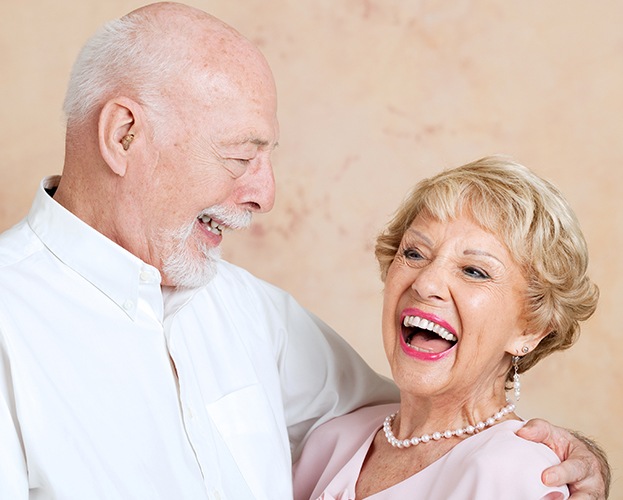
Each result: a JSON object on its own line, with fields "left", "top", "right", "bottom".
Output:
{"left": 393, "top": 392, "right": 518, "bottom": 441}
{"left": 355, "top": 392, "right": 519, "bottom": 499}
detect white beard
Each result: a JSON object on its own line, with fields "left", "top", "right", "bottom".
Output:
{"left": 163, "top": 229, "right": 221, "bottom": 288}
{"left": 162, "top": 205, "right": 252, "bottom": 289}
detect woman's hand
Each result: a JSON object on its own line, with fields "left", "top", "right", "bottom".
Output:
{"left": 517, "top": 418, "right": 610, "bottom": 499}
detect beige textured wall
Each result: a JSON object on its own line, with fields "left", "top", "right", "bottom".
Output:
{"left": 1, "top": 0, "right": 621, "bottom": 495}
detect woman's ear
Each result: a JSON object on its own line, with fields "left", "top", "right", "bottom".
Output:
{"left": 507, "top": 327, "right": 550, "bottom": 356}
{"left": 98, "top": 97, "right": 142, "bottom": 177}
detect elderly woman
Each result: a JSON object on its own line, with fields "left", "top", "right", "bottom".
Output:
{"left": 293, "top": 157, "right": 601, "bottom": 499}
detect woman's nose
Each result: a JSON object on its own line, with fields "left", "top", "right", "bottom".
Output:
{"left": 410, "top": 260, "right": 449, "bottom": 302}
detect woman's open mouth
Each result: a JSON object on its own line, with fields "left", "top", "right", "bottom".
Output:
{"left": 400, "top": 314, "right": 458, "bottom": 359}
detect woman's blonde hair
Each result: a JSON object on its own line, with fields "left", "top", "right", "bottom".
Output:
{"left": 375, "top": 156, "right": 599, "bottom": 382}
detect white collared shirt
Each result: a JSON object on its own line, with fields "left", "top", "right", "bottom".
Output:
{"left": 0, "top": 177, "right": 398, "bottom": 500}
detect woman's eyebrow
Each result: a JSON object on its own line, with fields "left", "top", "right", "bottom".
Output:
{"left": 463, "top": 249, "right": 505, "bottom": 267}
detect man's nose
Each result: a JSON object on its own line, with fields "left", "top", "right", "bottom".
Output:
{"left": 237, "top": 156, "right": 275, "bottom": 213}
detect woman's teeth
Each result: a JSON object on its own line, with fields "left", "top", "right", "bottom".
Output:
{"left": 402, "top": 315, "right": 458, "bottom": 342}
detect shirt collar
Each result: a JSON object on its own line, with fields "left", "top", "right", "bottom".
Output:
{"left": 27, "top": 176, "right": 162, "bottom": 320}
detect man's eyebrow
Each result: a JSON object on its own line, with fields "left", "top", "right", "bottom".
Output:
{"left": 227, "top": 137, "right": 279, "bottom": 149}
{"left": 252, "top": 138, "right": 280, "bottom": 149}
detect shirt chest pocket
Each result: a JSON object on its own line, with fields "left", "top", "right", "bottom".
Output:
{"left": 206, "top": 384, "right": 292, "bottom": 499}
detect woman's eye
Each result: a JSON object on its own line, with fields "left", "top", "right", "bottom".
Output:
{"left": 403, "top": 248, "right": 424, "bottom": 260}
{"left": 463, "top": 266, "right": 490, "bottom": 279}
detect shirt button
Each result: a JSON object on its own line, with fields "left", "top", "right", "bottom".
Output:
{"left": 139, "top": 270, "right": 152, "bottom": 282}
{"left": 186, "top": 406, "right": 194, "bottom": 419}
{"left": 123, "top": 299, "right": 134, "bottom": 311}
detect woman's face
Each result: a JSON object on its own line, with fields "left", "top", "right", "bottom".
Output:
{"left": 382, "top": 212, "right": 533, "bottom": 402}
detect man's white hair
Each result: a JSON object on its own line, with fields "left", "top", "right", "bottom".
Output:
{"left": 62, "top": 12, "right": 190, "bottom": 130}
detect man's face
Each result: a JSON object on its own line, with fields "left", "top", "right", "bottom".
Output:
{"left": 140, "top": 60, "right": 279, "bottom": 287}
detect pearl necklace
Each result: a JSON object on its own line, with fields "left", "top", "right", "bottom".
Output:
{"left": 383, "top": 401, "right": 515, "bottom": 448}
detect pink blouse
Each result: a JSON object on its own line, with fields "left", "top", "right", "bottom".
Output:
{"left": 293, "top": 403, "right": 569, "bottom": 499}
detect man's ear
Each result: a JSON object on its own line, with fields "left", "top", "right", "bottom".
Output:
{"left": 98, "top": 97, "right": 142, "bottom": 177}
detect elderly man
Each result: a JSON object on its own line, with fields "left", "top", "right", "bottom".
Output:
{"left": 0, "top": 2, "right": 608, "bottom": 499}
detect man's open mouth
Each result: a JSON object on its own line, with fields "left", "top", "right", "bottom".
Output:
{"left": 402, "top": 315, "right": 458, "bottom": 354}
{"left": 199, "top": 214, "right": 224, "bottom": 235}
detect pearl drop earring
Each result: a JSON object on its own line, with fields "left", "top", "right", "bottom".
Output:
{"left": 512, "top": 356, "right": 521, "bottom": 401}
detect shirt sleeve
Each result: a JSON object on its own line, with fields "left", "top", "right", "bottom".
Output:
{"left": 253, "top": 278, "right": 399, "bottom": 461}
{"left": 0, "top": 327, "right": 29, "bottom": 499}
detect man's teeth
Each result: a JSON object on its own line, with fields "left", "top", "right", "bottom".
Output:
{"left": 402, "top": 315, "right": 458, "bottom": 342}
{"left": 199, "top": 215, "right": 224, "bottom": 235}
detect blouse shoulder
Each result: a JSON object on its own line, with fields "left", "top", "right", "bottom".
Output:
{"left": 293, "top": 404, "right": 398, "bottom": 500}
{"left": 440, "top": 420, "right": 569, "bottom": 499}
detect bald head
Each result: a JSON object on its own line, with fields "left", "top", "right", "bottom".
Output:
{"left": 63, "top": 2, "right": 274, "bottom": 132}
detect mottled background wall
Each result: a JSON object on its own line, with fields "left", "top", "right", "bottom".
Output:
{"left": 1, "top": 0, "right": 621, "bottom": 495}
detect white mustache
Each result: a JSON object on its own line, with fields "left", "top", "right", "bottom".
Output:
{"left": 198, "top": 205, "right": 252, "bottom": 230}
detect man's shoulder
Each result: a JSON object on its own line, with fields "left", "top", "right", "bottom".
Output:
{"left": 212, "top": 259, "right": 261, "bottom": 284}
{"left": 0, "top": 218, "right": 41, "bottom": 270}
{"left": 208, "top": 259, "right": 292, "bottom": 302}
